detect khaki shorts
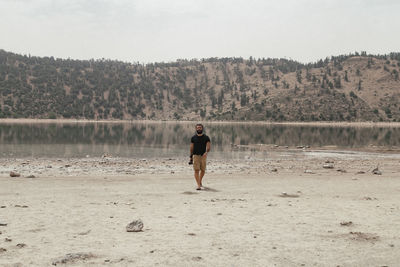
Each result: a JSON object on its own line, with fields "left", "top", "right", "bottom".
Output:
{"left": 193, "top": 155, "right": 207, "bottom": 171}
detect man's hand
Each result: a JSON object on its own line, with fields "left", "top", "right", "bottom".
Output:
{"left": 203, "top": 152, "right": 208, "bottom": 157}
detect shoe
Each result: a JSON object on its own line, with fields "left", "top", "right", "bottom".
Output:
{"left": 196, "top": 187, "right": 202, "bottom": 190}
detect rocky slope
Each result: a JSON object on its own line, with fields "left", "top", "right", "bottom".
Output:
{"left": 0, "top": 50, "right": 399, "bottom": 121}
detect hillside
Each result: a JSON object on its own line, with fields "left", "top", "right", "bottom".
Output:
{"left": 0, "top": 49, "right": 399, "bottom": 121}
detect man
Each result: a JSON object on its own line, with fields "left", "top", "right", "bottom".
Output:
{"left": 189, "top": 123, "right": 211, "bottom": 190}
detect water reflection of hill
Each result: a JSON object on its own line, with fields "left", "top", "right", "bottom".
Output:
{"left": 0, "top": 122, "right": 399, "bottom": 150}
{"left": 209, "top": 124, "right": 400, "bottom": 148}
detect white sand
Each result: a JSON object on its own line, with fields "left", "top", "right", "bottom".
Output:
{"left": 1, "top": 154, "right": 400, "bottom": 266}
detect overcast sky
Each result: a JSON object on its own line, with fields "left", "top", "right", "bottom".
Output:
{"left": 1, "top": 0, "right": 399, "bottom": 63}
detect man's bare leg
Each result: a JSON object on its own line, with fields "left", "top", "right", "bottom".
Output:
{"left": 194, "top": 170, "right": 202, "bottom": 189}
{"left": 199, "top": 170, "right": 205, "bottom": 187}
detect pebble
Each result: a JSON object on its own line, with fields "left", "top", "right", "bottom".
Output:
{"left": 10, "top": 171, "right": 21, "bottom": 177}
{"left": 340, "top": 221, "right": 353, "bottom": 226}
{"left": 323, "top": 163, "right": 334, "bottom": 169}
{"left": 372, "top": 167, "right": 382, "bottom": 175}
{"left": 126, "top": 219, "right": 144, "bottom": 232}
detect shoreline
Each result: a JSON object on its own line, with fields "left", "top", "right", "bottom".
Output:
{"left": 1, "top": 118, "right": 400, "bottom": 127}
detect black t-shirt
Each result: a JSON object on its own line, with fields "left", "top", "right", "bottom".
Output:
{"left": 191, "top": 134, "right": 211, "bottom": 155}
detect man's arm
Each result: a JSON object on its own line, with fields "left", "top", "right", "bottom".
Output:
{"left": 204, "top": 141, "right": 211, "bottom": 156}
{"left": 190, "top": 143, "right": 194, "bottom": 157}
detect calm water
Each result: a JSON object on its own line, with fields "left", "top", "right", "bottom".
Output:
{"left": 0, "top": 122, "right": 399, "bottom": 158}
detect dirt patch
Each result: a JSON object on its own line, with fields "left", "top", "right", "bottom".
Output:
{"left": 348, "top": 231, "right": 380, "bottom": 242}
{"left": 51, "top": 252, "right": 97, "bottom": 265}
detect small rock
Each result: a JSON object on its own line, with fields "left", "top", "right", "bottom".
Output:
{"left": 304, "top": 169, "right": 314, "bottom": 174}
{"left": 340, "top": 221, "right": 353, "bottom": 226}
{"left": 65, "top": 164, "right": 71, "bottom": 168}
{"left": 323, "top": 163, "right": 334, "bottom": 169}
{"left": 5, "top": 238, "right": 12, "bottom": 242}
{"left": 0, "top": 223, "right": 7, "bottom": 226}
{"left": 356, "top": 171, "right": 365, "bottom": 174}
{"left": 337, "top": 169, "right": 347, "bottom": 173}
{"left": 78, "top": 230, "right": 91, "bottom": 235}
{"left": 296, "top": 146, "right": 304, "bottom": 149}
{"left": 270, "top": 168, "right": 278, "bottom": 172}
{"left": 192, "top": 256, "right": 202, "bottom": 261}
{"left": 279, "top": 192, "right": 299, "bottom": 198}
{"left": 0, "top": 248, "right": 6, "bottom": 253}
{"left": 46, "top": 165, "right": 52, "bottom": 168}
{"left": 325, "top": 160, "right": 334, "bottom": 163}
{"left": 126, "top": 219, "right": 143, "bottom": 232}
{"left": 0, "top": 206, "right": 6, "bottom": 208}
{"left": 372, "top": 167, "right": 382, "bottom": 175}
{"left": 10, "top": 171, "right": 21, "bottom": 177}
{"left": 16, "top": 243, "right": 26, "bottom": 248}
{"left": 25, "top": 175, "right": 36, "bottom": 178}
{"left": 15, "top": 205, "right": 28, "bottom": 208}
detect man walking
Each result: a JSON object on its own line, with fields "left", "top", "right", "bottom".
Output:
{"left": 189, "top": 123, "right": 211, "bottom": 190}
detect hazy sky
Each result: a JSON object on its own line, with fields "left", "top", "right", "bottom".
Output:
{"left": 1, "top": 0, "right": 399, "bottom": 63}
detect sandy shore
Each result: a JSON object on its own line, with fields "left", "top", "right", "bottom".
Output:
{"left": 1, "top": 154, "right": 400, "bottom": 266}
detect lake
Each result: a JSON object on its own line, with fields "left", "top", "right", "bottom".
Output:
{"left": 0, "top": 121, "right": 399, "bottom": 158}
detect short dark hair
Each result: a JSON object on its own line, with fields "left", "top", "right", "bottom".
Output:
{"left": 196, "top": 123, "right": 203, "bottom": 128}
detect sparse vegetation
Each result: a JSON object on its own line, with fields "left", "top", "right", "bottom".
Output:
{"left": 0, "top": 49, "right": 399, "bottom": 121}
